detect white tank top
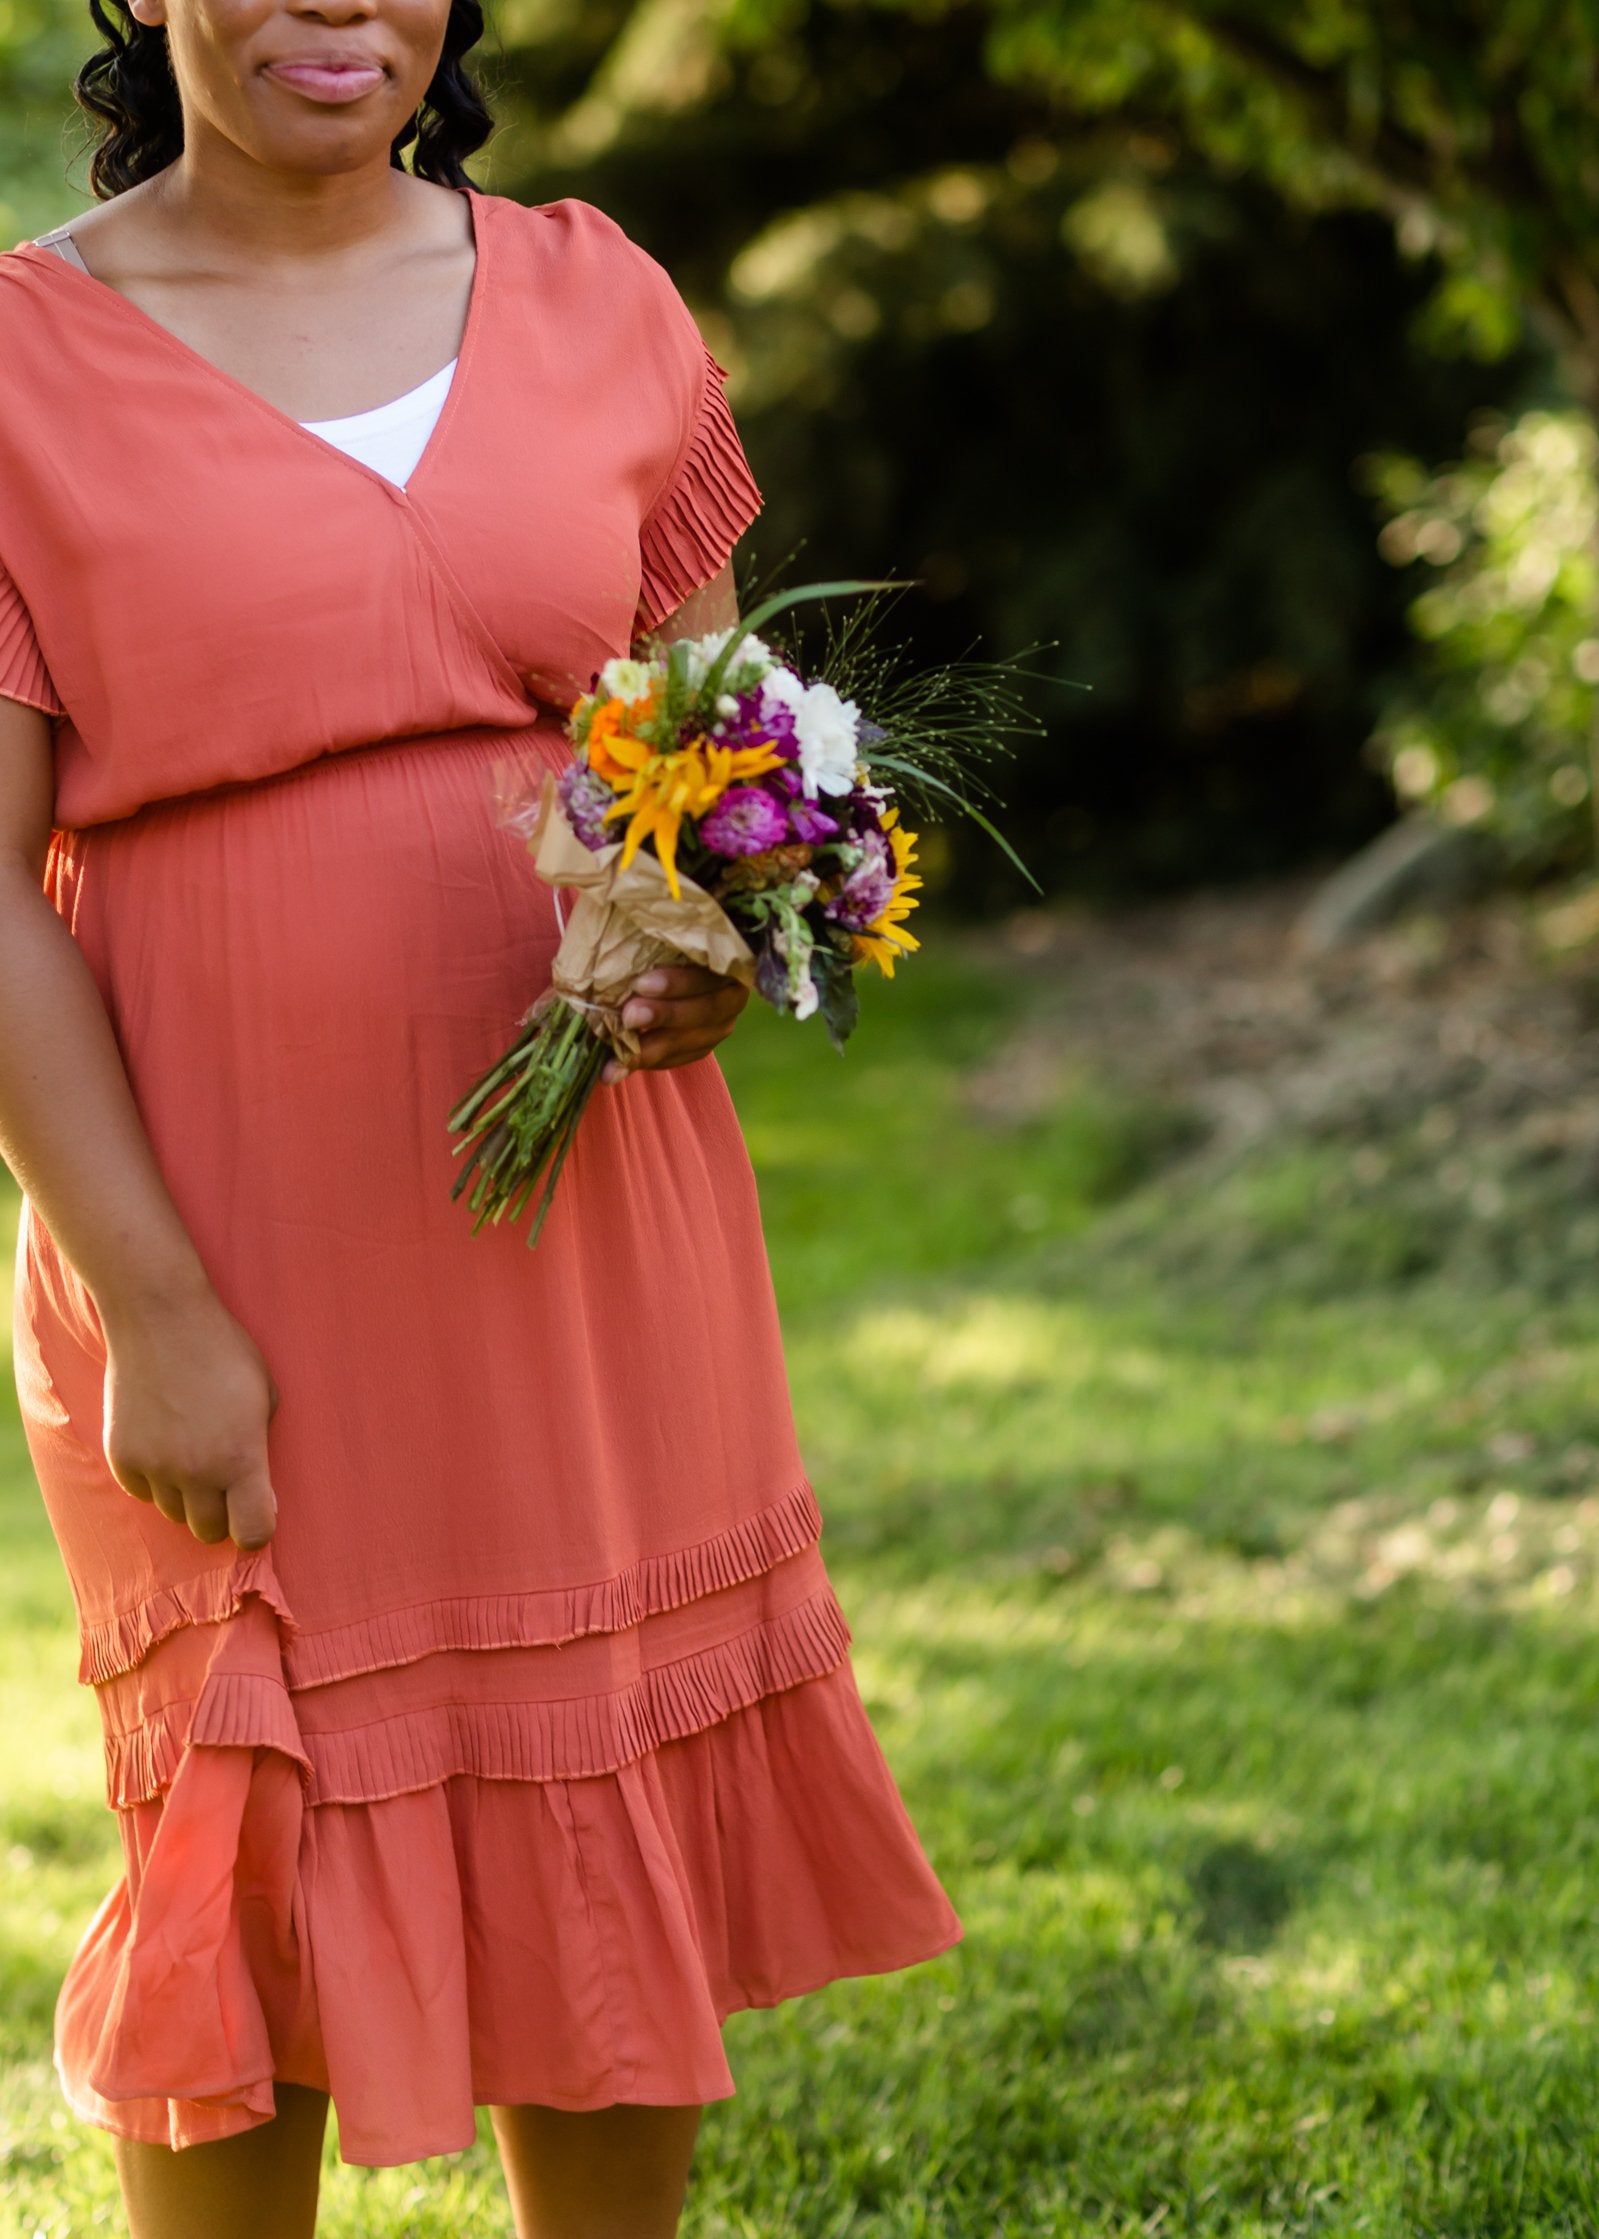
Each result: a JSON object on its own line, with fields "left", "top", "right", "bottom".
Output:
{"left": 299, "top": 359, "right": 456, "bottom": 488}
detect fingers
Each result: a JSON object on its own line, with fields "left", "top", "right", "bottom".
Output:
{"left": 182, "top": 1484, "right": 232, "bottom": 1545}
{"left": 225, "top": 1462, "right": 278, "bottom": 1553}
{"left": 603, "top": 968, "right": 750, "bottom": 1084}
{"left": 112, "top": 1463, "right": 277, "bottom": 1549}
{"left": 109, "top": 1459, "right": 156, "bottom": 1506}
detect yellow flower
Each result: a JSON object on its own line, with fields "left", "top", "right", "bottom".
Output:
{"left": 604, "top": 734, "right": 787, "bottom": 898}
{"left": 852, "top": 811, "right": 923, "bottom": 977}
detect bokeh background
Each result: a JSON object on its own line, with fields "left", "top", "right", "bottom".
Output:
{"left": 8, "top": 6, "right": 1599, "bottom": 2233}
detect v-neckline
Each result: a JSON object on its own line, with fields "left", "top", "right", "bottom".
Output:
{"left": 18, "top": 184, "right": 489, "bottom": 506}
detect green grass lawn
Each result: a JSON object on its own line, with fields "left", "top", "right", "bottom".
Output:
{"left": 6, "top": 945, "right": 1599, "bottom": 2234}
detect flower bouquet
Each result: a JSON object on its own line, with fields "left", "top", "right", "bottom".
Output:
{"left": 448, "top": 579, "right": 1036, "bottom": 1245}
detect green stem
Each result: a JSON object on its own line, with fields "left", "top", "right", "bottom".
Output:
{"left": 447, "top": 999, "right": 612, "bottom": 1245}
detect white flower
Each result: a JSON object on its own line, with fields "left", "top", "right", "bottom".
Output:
{"left": 759, "top": 666, "right": 805, "bottom": 720}
{"left": 791, "top": 681, "right": 862, "bottom": 797}
{"left": 792, "top": 971, "right": 820, "bottom": 1022}
{"left": 597, "top": 656, "right": 654, "bottom": 705}
{"left": 679, "top": 628, "right": 776, "bottom": 690}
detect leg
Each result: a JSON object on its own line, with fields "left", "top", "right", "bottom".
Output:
{"left": 113, "top": 2082, "right": 329, "bottom": 2239}
{"left": 491, "top": 2102, "right": 703, "bottom": 2239}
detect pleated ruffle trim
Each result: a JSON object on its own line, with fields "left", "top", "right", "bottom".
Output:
{"left": 79, "top": 1477, "right": 821, "bottom": 1693}
{"left": 78, "top": 1550, "right": 296, "bottom": 1687}
{"left": 0, "top": 555, "right": 63, "bottom": 717}
{"left": 103, "top": 1580, "right": 853, "bottom": 1808}
{"left": 635, "top": 344, "right": 763, "bottom": 637}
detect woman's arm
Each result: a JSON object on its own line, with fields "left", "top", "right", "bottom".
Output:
{"left": 0, "top": 696, "right": 278, "bottom": 1549}
{"left": 608, "top": 560, "right": 749, "bottom": 1083}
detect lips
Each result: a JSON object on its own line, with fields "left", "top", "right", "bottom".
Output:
{"left": 263, "top": 59, "right": 387, "bottom": 103}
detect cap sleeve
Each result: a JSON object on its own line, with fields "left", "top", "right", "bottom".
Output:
{"left": 0, "top": 555, "right": 63, "bottom": 718}
{"left": 635, "top": 339, "right": 764, "bottom": 638}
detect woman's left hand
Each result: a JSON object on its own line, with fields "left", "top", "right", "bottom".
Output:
{"left": 604, "top": 966, "right": 750, "bottom": 1085}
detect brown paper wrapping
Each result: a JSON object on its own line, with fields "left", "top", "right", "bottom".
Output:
{"left": 530, "top": 774, "right": 756, "bottom": 1061}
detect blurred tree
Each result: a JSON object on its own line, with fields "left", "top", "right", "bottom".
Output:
{"left": 485, "top": 0, "right": 1540, "bottom": 892}
{"left": 965, "top": 1, "right": 1599, "bottom": 404}
{"left": 1369, "top": 410, "right": 1599, "bottom": 871}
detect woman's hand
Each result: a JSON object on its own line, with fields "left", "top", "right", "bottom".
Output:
{"left": 101, "top": 1287, "right": 280, "bottom": 1551}
{"left": 602, "top": 966, "right": 751, "bottom": 1086}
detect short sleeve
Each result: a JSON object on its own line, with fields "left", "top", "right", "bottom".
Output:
{"left": 0, "top": 555, "right": 63, "bottom": 718}
{"left": 634, "top": 340, "right": 764, "bottom": 637}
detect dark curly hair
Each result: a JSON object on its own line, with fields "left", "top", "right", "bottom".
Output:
{"left": 74, "top": 0, "right": 492, "bottom": 199}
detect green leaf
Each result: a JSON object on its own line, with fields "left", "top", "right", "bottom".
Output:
{"left": 867, "top": 752, "right": 1042, "bottom": 893}
{"left": 812, "top": 942, "right": 861, "bottom": 1051}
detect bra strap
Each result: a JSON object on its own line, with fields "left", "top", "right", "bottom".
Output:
{"left": 33, "top": 226, "right": 93, "bottom": 276}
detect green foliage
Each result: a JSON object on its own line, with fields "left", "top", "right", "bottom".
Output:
{"left": 959, "top": 0, "right": 1599, "bottom": 397}
{"left": 1369, "top": 410, "right": 1599, "bottom": 868}
{"left": 0, "top": 0, "right": 88, "bottom": 243}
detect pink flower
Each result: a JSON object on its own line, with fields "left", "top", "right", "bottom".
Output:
{"left": 701, "top": 786, "right": 791, "bottom": 857}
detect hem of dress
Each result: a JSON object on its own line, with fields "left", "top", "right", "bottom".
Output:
{"left": 717, "top": 1919, "right": 966, "bottom": 2025}
{"left": 60, "top": 1922, "right": 966, "bottom": 2168}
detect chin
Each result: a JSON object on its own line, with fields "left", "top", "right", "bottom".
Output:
{"left": 251, "top": 124, "right": 408, "bottom": 178}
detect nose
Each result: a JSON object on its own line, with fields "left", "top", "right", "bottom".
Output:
{"left": 283, "top": 0, "right": 379, "bottom": 22}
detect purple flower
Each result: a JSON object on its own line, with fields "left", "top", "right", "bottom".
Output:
{"left": 712, "top": 689, "right": 798, "bottom": 762}
{"left": 788, "top": 797, "right": 840, "bottom": 844}
{"left": 559, "top": 758, "right": 616, "bottom": 852}
{"left": 839, "top": 784, "right": 887, "bottom": 840}
{"left": 824, "top": 832, "right": 896, "bottom": 932}
{"left": 752, "top": 683, "right": 800, "bottom": 757}
{"left": 701, "top": 785, "right": 791, "bottom": 857}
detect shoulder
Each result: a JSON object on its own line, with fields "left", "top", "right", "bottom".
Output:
{"left": 0, "top": 242, "right": 60, "bottom": 306}
{"left": 479, "top": 192, "right": 702, "bottom": 351}
{"left": 0, "top": 247, "right": 90, "bottom": 404}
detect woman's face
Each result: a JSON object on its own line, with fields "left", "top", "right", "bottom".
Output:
{"left": 127, "top": 0, "right": 451, "bottom": 176}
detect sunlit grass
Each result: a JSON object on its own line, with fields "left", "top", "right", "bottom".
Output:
{"left": 4, "top": 946, "right": 1599, "bottom": 2233}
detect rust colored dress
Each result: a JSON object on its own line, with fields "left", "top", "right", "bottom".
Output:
{"left": 0, "top": 188, "right": 960, "bottom": 2166}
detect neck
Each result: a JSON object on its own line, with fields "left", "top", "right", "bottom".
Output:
{"left": 150, "top": 140, "right": 429, "bottom": 268}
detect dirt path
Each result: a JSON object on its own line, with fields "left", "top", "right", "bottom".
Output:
{"left": 968, "top": 881, "right": 1599, "bottom": 1196}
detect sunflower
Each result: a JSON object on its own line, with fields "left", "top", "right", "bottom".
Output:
{"left": 603, "top": 734, "right": 788, "bottom": 897}
{"left": 852, "top": 811, "right": 923, "bottom": 976}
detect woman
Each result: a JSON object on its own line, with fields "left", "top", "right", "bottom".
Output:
{"left": 0, "top": 0, "right": 961, "bottom": 2228}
